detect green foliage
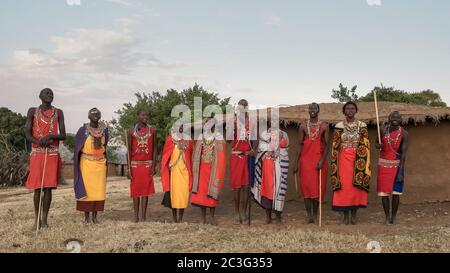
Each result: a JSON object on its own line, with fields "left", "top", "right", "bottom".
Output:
{"left": 111, "top": 84, "right": 231, "bottom": 152}
{"left": 64, "top": 133, "right": 76, "bottom": 152}
{"left": 331, "top": 83, "right": 447, "bottom": 107}
{"left": 359, "top": 85, "right": 447, "bottom": 107}
{"left": 331, "top": 83, "right": 359, "bottom": 103}
{"left": 0, "top": 107, "right": 27, "bottom": 152}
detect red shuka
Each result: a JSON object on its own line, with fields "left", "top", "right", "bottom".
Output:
{"left": 299, "top": 125, "right": 327, "bottom": 200}
{"left": 377, "top": 128, "right": 403, "bottom": 194}
{"left": 230, "top": 118, "right": 252, "bottom": 190}
{"left": 26, "top": 108, "right": 61, "bottom": 190}
{"left": 130, "top": 126, "right": 155, "bottom": 198}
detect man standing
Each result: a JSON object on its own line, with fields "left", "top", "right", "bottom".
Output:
{"left": 294, "top": 103, "right": 330, "bottom": 224}
{"left": 228, "top": 99, "right": 257, "bottom": 224}
{"left": 376, "top": 111, "right": 409, "bottom": 225}
{"left": 25, "top": 88, "right": 66, "bottom": 229}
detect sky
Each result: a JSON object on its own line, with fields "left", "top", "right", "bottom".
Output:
{"left": 1, "top": 0, "right": 449, "bottom": 133}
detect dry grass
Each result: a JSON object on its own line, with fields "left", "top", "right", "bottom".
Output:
{"left": 1, "top": 178, "right": 449, "bottom": 253}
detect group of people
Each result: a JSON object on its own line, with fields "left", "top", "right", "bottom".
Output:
{"left": 25, "top": 88, "right": 408, "bottom": 230}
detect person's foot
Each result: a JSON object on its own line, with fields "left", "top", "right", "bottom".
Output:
{"left": 34, "top": 220, "right": 42, "bottom": 230}
{"left": 350, "top": 217, "right": 357, "bottom": 225}
{"left": 241, "top": 211, "right": 249, "bottom": 222}
{"left": 41, "top": 221, "right": 49, "bottom": 229}
{"left": 92, "top": 217, "right": 99, "bottom": 224}
{"left": 210, "top": 216, "right": 217, "bottom": 226}
{"left": 343, "top": 216, "right": 350, "bottom": 225}
{"left": 389, "top": 216, "right": 396, "bottom": 225}
{"left": 266, "top": 216, "right": 272, "bottom": 225}
{"left": 234, "top": 213, "right": 242, "bottom": 225}
{"left": 384, "top": 218, "right": 390, "bottom": 225}
{"left": 275, "top": 215, "right": 282, "bottom": 224}
{"left": 134, "top": 217, "right": 139, "bottom": 223}
{"left": 307, "top": 217, "right": 314, "bottom": 224}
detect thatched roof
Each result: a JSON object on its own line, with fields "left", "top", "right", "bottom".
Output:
{"left": 279, "top": 102, "right": 450, "bottom": 125}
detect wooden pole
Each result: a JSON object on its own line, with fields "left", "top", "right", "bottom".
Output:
{"left": 374, "top": 90, "right": 382, "bottom": 145}
{"left": 125, "top": 130, "right": 132, "bottom": 180}
{"left": 36, "top": 148, "right": 48, "bottom": 235}
{"left": 319, "top": 169, "right": 322, "bottom": 227}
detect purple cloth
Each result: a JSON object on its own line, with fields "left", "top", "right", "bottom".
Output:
{"left": 73, "top": 125, "right": 109, "bottom": 200}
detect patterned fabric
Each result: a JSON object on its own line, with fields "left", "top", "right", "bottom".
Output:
{"left": 330, "top": 121, "right": 371, "bottom": 193}
{"left": 251, "top": 129, "right": 289, "bottom": 212}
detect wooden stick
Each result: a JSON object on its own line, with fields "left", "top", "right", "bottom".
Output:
{"left": 294, "top": 171, "right": 299, "bottom": 195}
{"left": 36, "top": 148, "right": 48, "bottom": 235}
{"left": 125, "top": 129, "right": 132, "bottom": 180}
{"left": 374, "top": 90, "right": 382, "bottom": 145}
{"left": 319, "top": 169, "right": 322, "bottom": 227}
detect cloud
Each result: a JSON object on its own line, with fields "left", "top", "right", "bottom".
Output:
{"left": 266, "top": 15, "right": 281, "bottom": 27}
{"left": 0, "top": 22, "right": 183, "bottom": 132}
{"left": 366, "top": 0, "right": 382, "bottom": 6}
{"left": 105, "top": 0, "right": 133, "bottom": 6}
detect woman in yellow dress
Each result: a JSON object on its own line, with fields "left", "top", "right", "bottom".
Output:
{"left": 160, "top": 123, "right": 193, "bottom": 223}
{"left": 74, "top": 108, "right": 108, "bottom": 224}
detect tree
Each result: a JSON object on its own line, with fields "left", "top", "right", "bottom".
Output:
{"left": 0, "top": 107, "right": 27, "bottom": 152}
{"left": 331, "top": 83, "right": 359, "bottom": 102}
{"left": 0, "top": 108, "right": 28, "bottom": 186}
{"left": 111, "top": 84, "right": 231, "bottom": 152}
{"left": 359, "top": 85, "right": 447, "bottom": 107}
{"left": 64, "top": 133, "right": 76, "bottom": 152}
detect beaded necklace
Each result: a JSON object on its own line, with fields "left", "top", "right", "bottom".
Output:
{"left": 307, "top": 120, "right": 321, "bottom": 141}
{"left": 133, "top": 124, "right": 151, "bottom": 154}
{"left": 385, "top": 126, "right": 402, "bottom": 149}
{"left": 35, "top": 106, "right": 57, "bottom": 138}
{"left": 202, "top": 134, "right": 216, "bottom": 163}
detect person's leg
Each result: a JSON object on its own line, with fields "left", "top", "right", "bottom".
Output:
{"left": 171, "top": 209, "right": 178, "bottom": 223}
{"left": 275, "top": 211, "right": 282, "bottom": 224}
{"left": 350, "top": 208, "right": 358, "bottom": 225}
{"left": 265, "top": 209, "right": 272, "bottom": 224}
{"left": 343, "top": 211, "right": 350, "bottom": 225}
{"left": 391, "top": 195, "right": 400, "bottom": 224}
{"left": 133, "top": 197, "right": 140, "bottom": 223}
{"left": 241, "top": 187, "right": 249, "bottom": 221}
{"left": 33, "top": 189, "right": 42, "bottom": 229}
{"left": 210, "top": 207, "right": 216, "bottom": 226}
{"left": 41, "top": 188, "right": 52, "bottom": 228}
{"left": 141, "top": 197, "right": 149, "bottom": 222}
{"left": 84, "top": 212, "right": 91, "bottom": 223}
{"left": 233, "top": 189, "right": 242, "bottom": 224}
{"left": 304, "top": 199, "right": 313, "bottom": 223}
{"left": 201, "top": 207, "right": 207, "bottom": 224}
{"left": 312, "top": 199, "right": 319, "bottom": 223}
{"left": 381, "top": 196, "right": 390, "bottom": 225}
{"left": 92, "top": 212, "right": 98, "bottom": 224}
{"left": 178, "top": 209, "right": 184, "bottom": 223}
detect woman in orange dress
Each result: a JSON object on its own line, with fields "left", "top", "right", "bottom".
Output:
{"left": 331, "top": 102, "right": 371, "bottom": 225}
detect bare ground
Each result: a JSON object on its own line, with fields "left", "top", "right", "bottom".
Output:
{"left": 1, "top": 178, "right": 449, "bottom": 253}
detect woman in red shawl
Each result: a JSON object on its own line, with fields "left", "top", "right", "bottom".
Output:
{"left": 191, "top": 118, "right": 227, "bottom": 225}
